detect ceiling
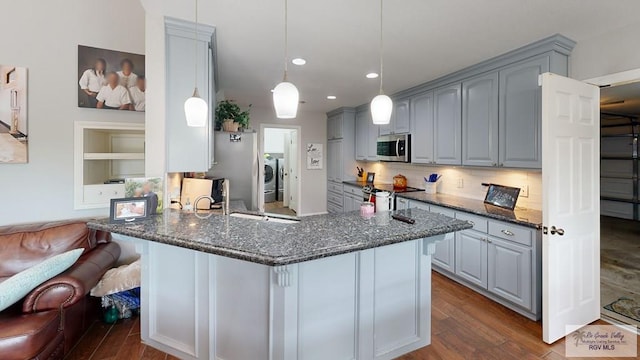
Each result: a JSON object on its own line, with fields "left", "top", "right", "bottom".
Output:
{"left": 188, "top": 0, "right": 640, "bottom": 113}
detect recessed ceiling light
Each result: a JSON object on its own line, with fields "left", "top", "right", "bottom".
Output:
{"left": 366, "top": 72, "right": 379, "bottom": 79}
{"left": 327, "top": 95, "right": 337, "bottom": 100}
{"left": 292, "top": 58, "right": 306, "bottom": 66}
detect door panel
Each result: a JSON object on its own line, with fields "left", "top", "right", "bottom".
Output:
{"left": 455, "top": 230, "right": 487, "bottom": 288}
{"left": 541, "top": 72, "right": 600, "bottom": 344}
{"left": 394, "top": 100, "right": 411, "bottom": 134}
{"left": 410, "top": 92, "right": 434, "bottom": 164}
{"left": 488, "top": 237, "right": 532, "bottom": 310}
{"left": 462, "top": 72, "right": 499, "bottom": 167}
{"left": 498, "top": 56, "right": 549, "bottom": 168}
{"left": 434, "top": 84, "right": 462, "bottom": 165}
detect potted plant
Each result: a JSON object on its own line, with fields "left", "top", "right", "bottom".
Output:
{"left": 215, "top": 100, "right": 251, "bottom": 132}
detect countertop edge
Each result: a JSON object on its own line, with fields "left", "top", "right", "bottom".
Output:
{"left": 88, "top": 220, "right": 472, "bottom": 267}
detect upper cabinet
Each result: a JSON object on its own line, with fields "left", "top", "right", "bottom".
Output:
{"left": 498, "top": 55, "right": 550, "bottom": 168}
{"left": 355, "top": 109, "right": 378, "bottom": 161}
{"left": 410, "top": 91, "right": 435, "bottom": 164}
{"left": 379, "top": 99, "right": 411, "bottom": 135}
{"left": 165, "top": 18, "right": 216, "bottom": 173}
{"left": 327, "top": 113, "right": 345, "bottom": 140}
{"left": 462, "top": 72, "right": 499, "bottom": 167}
{"left": 434, "top": 83, "right": 462, "bottom": 165}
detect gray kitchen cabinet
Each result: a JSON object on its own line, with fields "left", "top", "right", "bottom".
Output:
{"left": 327, "top": 113, "right": 343, "bottom": 140}
{"left": 343, "top": 184, "right": 362, "bottom": 213}
{"left": 462, "top": 72, "right": 499, "bottom": 167}
{"left": 379, "top": 99, "right": 411, "bottom": 135}
{"left": 498, "top": 55, "right": 550, "bottom": 168}
{"left": 434, "top": 84, "right": 462, "bottom": 165}
{"left": 410, "top": 92, "right": 435, "bottom": 164}
{"left": 487, "top": 236, "right": 532, "bottom": 309}
{"left": 429, "top": 205, "right": 456, "bottom": 273}
{"left": 165, "top": 18, "right": 215, "bottom": 172}
{"left": 355, "top": 110, "right": 378, "bottom": 161}
{"left": 455, "top": 230, "right": 488, "bottom": 288}
{"left": 327, "top": 109, "right": 356, "bottom": 212}
{"left": 327, "top": 140, "right": 342, "bottom": 182}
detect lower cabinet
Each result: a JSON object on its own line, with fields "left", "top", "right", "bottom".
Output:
{"left": 343, "top": 184, "right": 362, "bottom": 213}
{"left": 455, "top": 230, "right": 488, "bottom": 288}
{"left": 403, "top": 196, "right": 540, "bottom": 320}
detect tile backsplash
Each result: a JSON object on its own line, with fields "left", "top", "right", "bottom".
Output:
{"left": 356, "top": 162, "right": 542, "bottom": 210}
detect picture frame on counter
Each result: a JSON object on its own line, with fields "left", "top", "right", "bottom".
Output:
{"left": 110, "top": 197, "right": 149, "bottom": 223}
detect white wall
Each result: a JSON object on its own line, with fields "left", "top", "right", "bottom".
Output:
{"left": 264, "top": 128, "right": 290, "bottom": 154}
{"left": 571, "top": 22, "right": 640, "bottom": 81}
{"left": 251, "top": 106, "right": 327, "bottom": 216}
{"left": 358, "top": 162, "right": 542, "bottom": 210}
{"left": 0, "top": 0, "right": 145, "bottom": 226}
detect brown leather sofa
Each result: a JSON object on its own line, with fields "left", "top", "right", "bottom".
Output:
{"left": 0, "top": 220, "right": 120, "bottom": 360}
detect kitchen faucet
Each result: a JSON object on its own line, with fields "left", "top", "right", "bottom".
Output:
{"left": 222, "top": 179, "right": 230, "bottom": 215}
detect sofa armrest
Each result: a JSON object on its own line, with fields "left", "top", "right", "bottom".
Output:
{"left": 22, "top": 242, "right": 121, "bottom": 313}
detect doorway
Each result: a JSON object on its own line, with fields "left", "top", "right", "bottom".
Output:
{"left": 260, "top": 126, "right": 300, "bottom": 216}
{"left": 598, "top": 79, "right": 640, "bottom": 328}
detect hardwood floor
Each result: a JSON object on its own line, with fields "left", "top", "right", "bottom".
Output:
{"left": 66, "top": 272, "right": 639, "bottom": 360}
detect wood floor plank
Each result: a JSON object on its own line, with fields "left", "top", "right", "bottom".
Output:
{"left": 113, "top": 333, "right": 146, "bottom": 360}
{"left": 141, "top": 344, "right": 168, "bottom": 360}
{"left": 90, "top": 318, "right": 136, "bottom": 359}
{"left": 65, "top": 321, "right": 112, "bottom": 360}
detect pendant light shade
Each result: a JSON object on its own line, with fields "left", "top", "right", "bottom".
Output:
{"left": 273, "top": 0, "right": 299, "bottom": 119}
{"left": 371, "top": 94, "right": 392, "bottom": 125}
{"left": 273, "top": 81, "right": 299, "bottom": 119}
{"left": 185, "top": 88, "right": 208, "bottom": 127}
{"left": 184, "top": 0, "right": 208, "bottom": 127}
{"left": 370, "top": 0, "right": 392, "bottom": 125}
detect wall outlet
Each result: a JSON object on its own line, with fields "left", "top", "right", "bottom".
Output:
{"left": 457, "top": 178, "right": 464, "bottom": 188}
{"left": 519, "top": 184, "right": 529, "bottom": 198}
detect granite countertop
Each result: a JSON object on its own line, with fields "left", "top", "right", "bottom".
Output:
{"left": 396, "top": 192, "right": 542, "bottom": 229}
{"left": 343, "top": 180, "right": 541, "bottom": 228}
{"left": 88, "top": 208, "right": 471, "bottom": 266}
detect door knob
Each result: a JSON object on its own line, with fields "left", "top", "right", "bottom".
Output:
{"left": 550, "top": 226, "right": 565, "bottom": 236}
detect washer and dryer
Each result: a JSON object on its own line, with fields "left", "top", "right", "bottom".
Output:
{"left": 264, "top": 155, "right": 277, "bottom": 203}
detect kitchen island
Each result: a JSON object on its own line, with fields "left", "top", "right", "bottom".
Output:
{"left": 89, "top": 209, "right": 470, "bottom": 360}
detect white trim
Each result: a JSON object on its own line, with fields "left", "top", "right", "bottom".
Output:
{"left": 583, "top": 68, "right": 640, "bottom": 87}
{"left": 298, "top": 211, "right": 329, "bottom": 217}
{"left": 259, "top": 124, "right": 303, "bottom": 215}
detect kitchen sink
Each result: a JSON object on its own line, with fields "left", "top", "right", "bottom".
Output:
{"left": 229, "top": 212, "right": 300, "bottom": 224}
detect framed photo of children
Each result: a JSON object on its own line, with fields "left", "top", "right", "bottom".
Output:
{"left": 78, "top": 45, "right": 145, "bottom": 112}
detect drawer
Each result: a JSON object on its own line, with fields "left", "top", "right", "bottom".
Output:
{"left": 343, "top": 185, "right": 362, "bottom": 196}
{"left": 488, "top": 221, "right": 533, "bottom": 247}
{"left": 84, "top": 184, "right": 125, "bottom": 204}
{"left": 327, "top": 192, "right": 344, "bottom": 207}
{"left": 327, "top": 202, "right": 343, "bottom": 214}
{"left": 429, "top": 205, "right": 455, "bottom": 218}
{"left": 328, "top": 181, "right": 344, "bottom": 194}
{"left": 456, "top": 212, "right": 488, "bottom": 233}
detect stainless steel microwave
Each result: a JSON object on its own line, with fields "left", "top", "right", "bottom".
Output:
{"left": 377, "top": 134, "right": 410, "bottom": 162}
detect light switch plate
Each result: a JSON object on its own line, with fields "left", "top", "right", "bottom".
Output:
{"left": 519, "top": 184, "right": 529, "bottom": 198}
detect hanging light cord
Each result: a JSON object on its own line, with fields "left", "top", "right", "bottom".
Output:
{"left": 193, "top": 0, "right": 199, "bottom": 95}
{"left": 379, "top": 0, "right": 384, "bottom": 95}
{"left": 283, "top": 0, "right": 289, "bottom": 81}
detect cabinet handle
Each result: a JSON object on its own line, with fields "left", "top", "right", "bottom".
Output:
{"left": 492, "top": 163, "right": 497, "bottom": 167}
{"left": 501, "top": 229, "right": 515, "bottom": 236}
{"left": 487, "top": 238, "right": 492, "bottom": 243}
{"left": 468, "top": 220, "right": 475, "bottom": 226}
{"left": 499, "top": 163, "right": 504, "bottom": 167}
{"left": 98, "top": 191, "right": 103, "bottom": 195}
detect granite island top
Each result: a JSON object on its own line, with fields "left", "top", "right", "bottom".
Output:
{"left": 88, "top": 208, "right": 471, "bottom": 266}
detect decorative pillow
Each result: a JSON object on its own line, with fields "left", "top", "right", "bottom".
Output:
{"left": 0, "top": 248, "right": 84, "bottom": 312}
{"left": 90, "top": 259, "right": 141, "bottom": 297}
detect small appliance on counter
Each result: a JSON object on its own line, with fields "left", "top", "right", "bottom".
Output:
{"left": 393, "top": 174, "right": 407, "bottom": 190}
{"left": 375, "top": 191, "right": 394, "bottom": 212}
{"left": 362, "top": 183, "right": 422, "bottom": 211}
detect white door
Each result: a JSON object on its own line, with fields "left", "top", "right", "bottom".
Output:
{"left": 289, "top": 131, "right": 299, "bottom": 213}
{"left": 540, "top": 72, "right": 600, "bottom": 344}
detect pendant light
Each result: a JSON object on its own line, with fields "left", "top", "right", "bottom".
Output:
{"left": 273, "top": 0, "right": 299, "bottom": 119}
{"left": 184, "top": 0, "right": 208, "bottom": 127}
{"left": 370, "top": 0, "right": 392, "bottom": 125}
